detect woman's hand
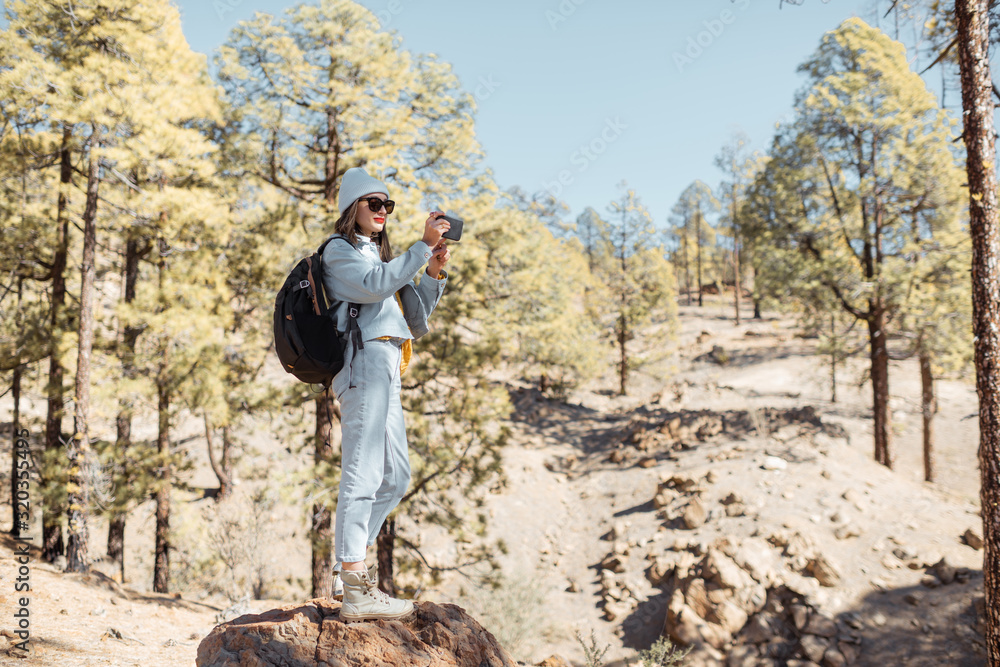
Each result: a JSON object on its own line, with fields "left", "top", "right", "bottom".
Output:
{"left": 427, "top": 242, "right": 450, "bottom": 279}
{"left": 422, "top": 211, "right": 450, "bottom": 247}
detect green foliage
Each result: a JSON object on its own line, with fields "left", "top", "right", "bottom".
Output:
{"left": 666, "top": 180, "right": 720, "bottom": 304}
{"left": 483, "top": 190, "right": 603, "bottom": 395}
{"left": 587, "top": 185, "right": 678, "bottom": 394}
{"left": 631, "top": 637, "right": 691, "bottom": 667}
{"left": 171, "top": 485, "right": 281, "bottom": 602}
{"left": 575, "top": 629, "right": 611, "bottom": 667}
{"left": 744, "top": 17, "right": 965, "bottom": 333}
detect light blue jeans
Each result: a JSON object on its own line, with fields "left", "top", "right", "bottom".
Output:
{"left": 331, "top": 337, "right": 411, "bottom": 565}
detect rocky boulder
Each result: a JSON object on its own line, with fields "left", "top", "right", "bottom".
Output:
{"left": 196, "top": 598, "right": 516, "bottom": 667}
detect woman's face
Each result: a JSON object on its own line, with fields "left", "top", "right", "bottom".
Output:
{"left": 355, "top": 192, "right": 390, "bottom": 238}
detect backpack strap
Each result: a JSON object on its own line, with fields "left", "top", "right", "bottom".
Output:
{"left": 320, "top": 234, "right": 366, "bottom": 355}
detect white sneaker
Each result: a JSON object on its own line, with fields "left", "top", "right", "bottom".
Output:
{"left": 339, "top": 563, "right": 414, "bottom": 623}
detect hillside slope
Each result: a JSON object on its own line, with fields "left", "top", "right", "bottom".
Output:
{"left": 0, "top": 299, "right": 986, "bottom": 666}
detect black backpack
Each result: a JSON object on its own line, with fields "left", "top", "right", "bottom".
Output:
{"left": 273, "top": 235, "right": 363, "bottom": 388}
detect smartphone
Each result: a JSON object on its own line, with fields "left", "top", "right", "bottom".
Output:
{"left": 435, "top": 214, "right": 464, "bottom": 242}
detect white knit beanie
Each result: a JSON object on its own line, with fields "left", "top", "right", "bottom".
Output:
{"left": 337, "top": 167, "right": 389, "bottom": 217}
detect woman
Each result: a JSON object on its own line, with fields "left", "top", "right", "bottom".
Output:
{"left": 321, "top": 166, "right": 451, "bottom": 623}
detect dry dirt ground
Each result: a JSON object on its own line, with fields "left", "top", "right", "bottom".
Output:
{"left": 0, "top": 296, "right": 987, "bottom": 666}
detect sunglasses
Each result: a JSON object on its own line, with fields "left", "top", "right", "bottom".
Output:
{"left": 358, "top": 197, "right": 395, "bottom": 214}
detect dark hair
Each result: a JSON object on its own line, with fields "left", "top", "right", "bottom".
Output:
{"left": 333, "top": 198, "right": 394, "bottom": 262}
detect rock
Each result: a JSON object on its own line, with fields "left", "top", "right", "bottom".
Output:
{"left": 661, "top": 473, "right": 700, "bottom": 493}
{"left": 727, "top": 538, "right": 781, "bottom": 587}
{"left": 800, "top": 634, "right": 828, "bottom": 663}
{"left": 892, "top": 545, "right": 917, "bottom": 561}
{"left": 803, "top": 613, "right": 837, "bottom": 638}
{"left": 603, "top": 521, "right": 626, "bottom": 541}
{"left": 196, "top": 599, "right": 516, "bottom": 667}
{"left": 806, "top": 556, "right": 841, "bottom": 587}
{"left": 904, "top": 591, "right": 922, "bottom": 606}
{"left": 725, "top": 502, "right": 747, "bottom": 517}
{"left": 726, "top": 644, "right": 758, "bottom": 666}
{"left": 928, "top": 557, "right": 956, "bottom": 585}
{"left": 790, "top": 604, "right": 809, "bottom": 630}
{"left": 962, "top": 528, "right": 984, "bottom": 550}
{"left": 705, "top": 549, "right": 755, "bottom": 591}
{"left": 696, "top": 416, "right": 724, "bottom": 439}
{"left": 836, "top": 641, "right": 858, "bottom": 664}
{"left": 721, "top": 492, "right": 743, "bottom": 505}
{"left": 600, "top": 554, "right": 626, "bottom": 573}
{"left": 762, "top": 456, "right": 787, "bottom": 471}
{"left": 822, "top": 649, "right": 847, "bottom": 667}
{"left": 604, "top": 601, "right": 631, "bottom": 621}
{"left": 566, "top": 578, "right": 579, "bottom": 593}
{"left": 833, "top": 523, "right": 861, "bottom": 540}
{"left": 653, "top": 489, "right": 674, "bottom": 509}
{"left": 638, "top": 457, "right": 657, "bottom": 468}
{"left": 536, "top": 656, "right": 571, "bottom": 667}
{"left": 871, "top": 612, "right": 887, "bottom": 627}
{"left": 741, "top": 613, "right": 775, "bottom": 644}
{"left": 683, "top": 498, "right": 708, "bottom": 529}
{"left": 685, "top": 578, "right": 713, "bottom": 619}
{"left": 710, "top": 599, "right": 749, "bottom": 636}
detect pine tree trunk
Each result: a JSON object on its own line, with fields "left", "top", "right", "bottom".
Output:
{"left": 830, "top": 314, "right": 838, "bottom": 405}
{"left": 696, "top": 209, "right": 704, "bottom": 308}
{"left": 377, "top": 517, "right": 396, "bottom": 596}
{"left": 919, "top": 348, "right": 936, "bottom": 484}
{"left": 221, "top": 426, "right": 234, "bottom": 496}
{"left": 682, "top": 231, "right": 691, "bottom": 306}
{"left": 9, "top": 362, "right": 22, "bottom": 536}
{"left": 153, "top": 242, "right": 171, "bottom": 594}
{"left": 618, "top": 313, "right": 628, "bottom": 396}
{"left": 311, "top": 387, "right": 334, "bottom": 599}
{"left": 66, "top": 145, "right": 101, "bottom": 573}
{"left": 109, "top": 235, "right": 142, "bottom": 582}
{"left": 955, "top": 1, "right": 1000, "bottom": 660}
{"left": 733, "top": 247, "right": 741, "bottom": 325}
{"left": 204, "top": 416, "right": 231, "bottom": 501}
{"left": 106, "top": 514, "right": 125, "bottom": 582}
{"left": 153, "top": 350, "right": 171, "bottom": 593}
{"left": 42, "top": 126, "right": 72, "bottom": 563}
{"left": 618, "top": 214, "right": 628, "bottom": 396}
{"left": 732, "top": 190, "right": 741, "bottom": 326}
{"left": 868, "top": 306, "right": 892, "bottom": 469}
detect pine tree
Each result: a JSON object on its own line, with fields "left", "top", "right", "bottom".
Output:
{"left": 752, "top": 18, "right": 965, "bottom": 469}
{"left": 217, "top": 0, "right": 503, "bottom": 596}
{"left": 714, "top": 132, "right": 761, "bottom": 325}
{"left": 668, "top": 181, "right": 719, "bottom": 307}
{"left": 955, "top": 0, "right": 1000, "bottom": 659}
{"left": 589, "top": 185, "right": 677, "bottom": 396}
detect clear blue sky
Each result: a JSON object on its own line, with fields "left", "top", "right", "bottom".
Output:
{"left": 175, "top": 0, "right": 936, "bottom": 228}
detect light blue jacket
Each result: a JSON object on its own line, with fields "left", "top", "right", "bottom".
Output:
{"left": 321, "top": 234, "right": 447, "bottom": 342}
